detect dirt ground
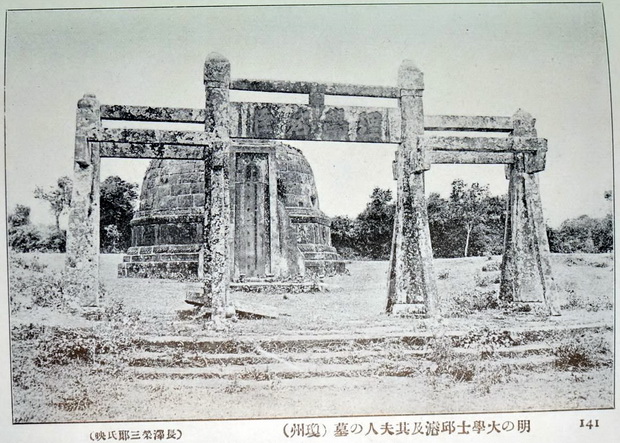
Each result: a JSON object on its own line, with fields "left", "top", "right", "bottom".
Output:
{"left": 8, "top": 252, "right": 615, "bottom": 423}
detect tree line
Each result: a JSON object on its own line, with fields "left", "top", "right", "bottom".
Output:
{"left": 331, "top": 180, "right": 613, "bottom": 260}
{"left": 7, "top": 176, "right": 613, "bottom": 257}
{"left": 8, "top": 176, "right": 138, "bottom": 253}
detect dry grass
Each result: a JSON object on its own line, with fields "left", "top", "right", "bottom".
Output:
{"left": 8, "top": 251, "right": 614, "bottom": 422}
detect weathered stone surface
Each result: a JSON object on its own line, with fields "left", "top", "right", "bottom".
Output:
{"left": 231, "top": 78, "right": 399, "bottom": 98}
{"left": 431, "top": 151, "right": 514, "bottom": 164}
{"left": 424, "top": 115, "right": 513, "bottom": 132}
{"left": 203, "top": 53, "right": 233, "bottom": 316}
{"left": 101, "top": 104, "right": 205, "bottom": 123}
{"left": 387, "top": 60, "right": 437, "bottom": 316}
{"left": 229, "top": 102, "right": 400, "bottom": 143}
{"left": 500, "top": 112, "right": 559, "bottom": 315}
{"left": 98, "top": 128, "right": 212, "bottom": 145}
{"left": 272, "top": 201, "right": 305, "bottom": 279}
{"left": 512, "top": 109, "right": 548, "bottom": 173}
{"left": 120, "top": 141, "right": 343, "bottom": 279}
{"left": 423, "top": 135, "right": 542, "bottom": 152}
{"left": 234, "top": 301, "right": 279, "bottom": 319}
{"left": 99, "top": 142, "right": 205, "bottom": 159}
{"left": 66, "top": 94, "right": 102, "bottom": 307}
{"left": 118, "top": 260, "right": 199, "bottom": 279}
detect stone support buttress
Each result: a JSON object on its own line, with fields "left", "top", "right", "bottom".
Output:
{"left": 387, "top": 60, "right": 437, "bottom": 316}
{"left": 500, "top": 109, "right": 560, "bottom": 315}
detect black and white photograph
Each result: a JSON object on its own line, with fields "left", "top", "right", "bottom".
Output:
{"left": 1, "top": 1, "right": 618, "bottom": 441}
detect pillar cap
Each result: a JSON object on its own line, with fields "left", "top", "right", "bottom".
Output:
{"left": 77, "top": 94, "right": 99, "bottom": 109}
{"left": 512, "top": 108, "right": 537, "bottom": 136}
{"left": 204, "top": 52, "right": 231, "bottom": 84}
{"left": 398, "top": 59, "right": 424, "bottom": 90}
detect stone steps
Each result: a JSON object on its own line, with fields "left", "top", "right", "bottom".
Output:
{"left": 133, "top": 323, "right": 610, "bottom": 353}
{"left": 120, "top": 323, "right": 609, "bottom": 381}
{"left": 127, "top": 342, "right": 554, "bottom": 369}
{"left": 128, "top": 355, "right": 558, "bottom": 380}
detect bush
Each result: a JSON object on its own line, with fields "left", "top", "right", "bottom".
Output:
{"left": 481, "top": 261, "right": 500, "bottom": 272}
{"left": 440, "top": 289, "right": 499, "bottom": 318}
{"left": 10, "top": 255, "right": 48, "bottom": 272}
{"left": 426, "top": 336, "right": 476, "bottom": 382}
{"left": 39, "top": 229, "right": 66, "bottom": 252}
{"left": 8, "top": 224, "right": 66, "bottom": 253}
{"left": 33, "top": 328, "right": 98, "bottom": 367}
{"left": 8, "top": 256, "right": 105, "bottom": 313}
{"left": 472, "top": 363, "right": 513, "bottom": 395}
{"left": 9, "top": 268, "right": 82, "bottom": 312}
{"left": 554, "top": 334, "right": 612, "bottom": 371}
{"left": 454, "top": 327, "right": 521, "bottom": 353}
{"left": 8, "top": 225, "right": 43, "bottom": 252}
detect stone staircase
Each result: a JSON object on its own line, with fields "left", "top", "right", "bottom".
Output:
{"left": 121, "top": 323, "right": 612, "bottom": 382}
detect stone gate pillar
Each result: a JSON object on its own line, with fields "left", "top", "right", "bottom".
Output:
{"left": 66, "top": 94, "right": 101, "bottom": 307}
{"left": 500, "top": 109, "right": 560, "bottom": 315}
{"left": 203, "top": 53, "right": 233, "bottom": 316}
{"left": 387, "top": 60, "right": 438, "bottom": 316}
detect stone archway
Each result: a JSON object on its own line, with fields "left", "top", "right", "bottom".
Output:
{"left": 66, "top": 53, "right": 559, "bottom": 318}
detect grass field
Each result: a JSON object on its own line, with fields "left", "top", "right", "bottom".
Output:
{"left": 8, "top": 252, "right": 614, "bottom": 422}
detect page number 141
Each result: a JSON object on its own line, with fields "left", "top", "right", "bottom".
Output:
{"left": 580, "top": 419, "right": 599, "bottom": 430}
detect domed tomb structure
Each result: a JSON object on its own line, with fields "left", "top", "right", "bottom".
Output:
{"left": 118, "top": 141, "right": 345, "bottom": 280}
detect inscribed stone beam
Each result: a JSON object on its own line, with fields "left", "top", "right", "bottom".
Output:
{"left": 231, "top": 79, "right": 400, "bottom": 98}
{"left": 229, "top": 102, "right": 401, "bottom": 143}
{"left": 101, "top": 104, "right": 205, "bottom": 123}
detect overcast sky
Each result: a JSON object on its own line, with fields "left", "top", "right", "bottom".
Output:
{"left": 4, "top": 3, "right": 612, "bottom": 228}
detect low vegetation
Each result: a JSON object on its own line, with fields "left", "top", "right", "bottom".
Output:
{"left": 7, "top": 252, "right": 614, "bottom": 422}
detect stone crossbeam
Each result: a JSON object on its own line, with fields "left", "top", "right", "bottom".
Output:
{"left": 231, "top": 79, "right": 400, "bottom": 98}
{"left": 97, "top": 128, "right": 213, "bottom": 145}
{"left": 424, "top": 115, "right": 513, "bottom": 132}
{"left": 431, "top": 151, "right": 514, "bottom": 164}
{"left": 423, "top": 135, "right": 546, "bottom": 153}
{"left": 67, "top": 56, "right": 557, "bottom": 319}
{"left": 99, "top": 102, "right": 518, "bottom": 139}
{"left": 101, "top": 104, "right": 205, "bottom": 123}
{"left": 99, "top": 142, "right": 205, "bottom": 159}
{"left": 230, "top": 102, "right": 400, "bottom": 143}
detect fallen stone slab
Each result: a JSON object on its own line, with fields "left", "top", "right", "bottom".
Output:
{"left": 234, "top": 301, "right": 279, "bottom": 319}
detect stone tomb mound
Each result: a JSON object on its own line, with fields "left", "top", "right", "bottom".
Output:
{"left": 118, "top": 141, "right": 345, "bottom": 282}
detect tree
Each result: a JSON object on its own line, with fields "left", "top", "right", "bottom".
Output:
{"left": 100, "top": 176, "right": 139, "bottom": 253}
{"left": 427, "top": 192, "right": 454, "bottom": 258}
{"left": 549, "top": 214, "right": 612, "bottom": 253}
{"left": 547, "top": 191, "right": 613, "bottom": 254}
{"left": 354, "top": 188, "right": 395, "bottom": 259}
{"left": 330, "top": 215, "right": 357, "bottom": 258}
{"left": 7, "top": 205, "right": 41, "bottom": 252}
{"left": 448, "top": 179, "right": 492, "bottom": 257}
{"left": 8, "top": 204, "right": 31, "bottom": 228}
{"left": 34, "top": 176, "right": 72, "bottom": 231}
{"left": 331, "top": 183, "right": 506, "bottom": 260}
